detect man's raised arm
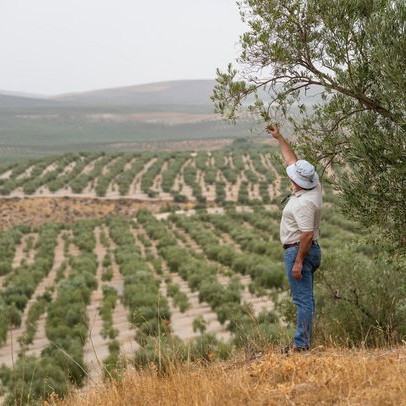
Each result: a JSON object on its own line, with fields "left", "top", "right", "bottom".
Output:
{"left": 266, "top": 126, "right": 298, "bottom": 166}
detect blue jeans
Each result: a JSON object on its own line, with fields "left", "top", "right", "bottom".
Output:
{"left": 284, "top": 244, "right": 321, "bottom": 349}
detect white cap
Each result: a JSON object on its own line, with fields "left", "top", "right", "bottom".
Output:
{"left": 286, "top": 160, "right": 319, "bottom": 189}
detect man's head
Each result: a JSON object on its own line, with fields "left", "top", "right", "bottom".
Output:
{"left": 286, "top": 160, "right": 319, "bottom": 190}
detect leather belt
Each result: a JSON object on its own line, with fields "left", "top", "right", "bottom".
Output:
{"left": 283, "top": 240, "right": 319, "bottom": 250}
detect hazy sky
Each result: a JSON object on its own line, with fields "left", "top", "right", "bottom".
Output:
{"left": 0, "top": 0, "right": 247, "bottom": 95}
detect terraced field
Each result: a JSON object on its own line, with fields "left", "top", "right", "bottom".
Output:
{"left": 0, "top": 149, "right": 299, "bottom": 204}
{"left": 0, "top": 146, "right": 350, "bottom": 404}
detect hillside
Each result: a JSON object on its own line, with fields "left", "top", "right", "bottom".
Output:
{"left": 0, "top": 144, "right": 402, "bottom": 406}
{"left": 0, "top": 145, "right": 358, "bottom": 404}
{"left": 0, "top": 80, "right": 258, "bottom": 161}
{"left": 56, "top": 347, "right": 406, "bottom": 405}
{"left": 0, "top": 94, "right": 64, "bottom": 109}
{"left": 0, "top": 80, "right": 217, "bottom": 108}
{"left": 53, "top": 80, "right": 217, "bottom": 106}
{"left": 0, "top": 200, "right": 363, "bottom": 404}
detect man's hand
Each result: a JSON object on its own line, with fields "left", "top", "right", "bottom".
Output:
{"left": 266, "top": 125, "right": 281, "bottom": 139}
{"left": 265, "top": 124, "right": 298, "bottom": 166}
{"left": 292, "top": 262, "right": 303, "bottom": 280}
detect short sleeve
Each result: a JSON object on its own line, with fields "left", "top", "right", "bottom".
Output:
{"left": 293, "top": 201, "right": 316, "bottom": 232}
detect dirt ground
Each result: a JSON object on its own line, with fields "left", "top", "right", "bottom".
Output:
{"left": 0, "top": 197, "right": 196, "bottom": 230}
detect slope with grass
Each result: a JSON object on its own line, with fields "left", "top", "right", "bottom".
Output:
{"left": 0, "top": 197, "right": 363, "bottom": 405}
{"left": 0, "top": 144, "right": 387, "bottom": 405}
{"left": 54, "top": 347, "right": 406, "bottom": 406}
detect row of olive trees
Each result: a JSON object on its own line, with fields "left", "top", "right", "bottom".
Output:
{"left": 0, "top": 223, "right": 61, "bottom": 345}
{"left": 0, "top": 153, "right": 95, "bottom": 195}
{"left": 1, "top": 220, "right": 99, "bottom": 405}
{"left": 47, "top": 153, "right": 100, "bottom": 192}
{"left": 136, "top": 209, "right": 282, "bottom": 349}
{"left": 116, "top": 154, "right": 154, "bottom": 195}
{"left": 70, "top": 154, "right": 114, "bottom": 194}
{"left": 169, "top": 213, "right": 285, "bottom": 292}
{"left": 0, "top": 156, "right": 57, "bottom": 195}
{"left": 161, "top": 154, "right": 189, "bottom": 193}
{"left": 107, "top": 215, "right": 234, "bottom": 372}
{"left": 21, "top": 155, "right": 77, "bottom": 195}
{"left": 0, "top": 148, "right": 284, "bottom": 203}
{"left": 94, "top": 154, "right": 134, "bottom": 197}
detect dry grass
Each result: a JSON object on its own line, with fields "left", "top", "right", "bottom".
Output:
{"left": 0, "top": 197, "right": 197, "bottom": 230}
{"left": 50, "top": 347, "right": 406, "bottom": 406}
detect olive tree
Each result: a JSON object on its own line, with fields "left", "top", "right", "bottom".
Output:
{"left": 212, "top": 0, "right": 406, "bottom": 248}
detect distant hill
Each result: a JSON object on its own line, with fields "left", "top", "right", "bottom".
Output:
{"left": 53, "top": 80, "right": 217, "bottom": 106}
{"left": 0, "top": 79, "right": 314, "bottom": 161}
{"left": 0, "top": 89, "right": 49, "bottom": 98}
{"left": 0, "top": 93, "right": 64, "bottom": 109}
{"left": 0, "top": 80, "right": 258, "bottom": 161}
{"left": 0, "top": 80, "right": 217, "bottom": 109}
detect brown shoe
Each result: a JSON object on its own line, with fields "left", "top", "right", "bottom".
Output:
{"left": 281, "top": 342, "right": 309, "bottom": 354}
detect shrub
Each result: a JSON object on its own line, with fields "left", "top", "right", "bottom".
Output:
{"left": 192, "top": 315, "right": 207, "bottom": 334}
{"left": 20, "top": 296, "right": 48, "bottom": 345}
{"left": 313, "top": 240, "right": 406, "bottom": 347}
{"left": 173, "top": 193, "right": 188, "bottom": 203}
{"left": 100, "top": 285, "right": 119, "bottom": 339}
{"left": 252, "top": 264, "right": 284, "bottom": 289}
{"left": 102, "top": 266, "right": 113, "bottom": 281}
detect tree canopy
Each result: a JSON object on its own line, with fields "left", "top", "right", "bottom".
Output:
{"left": 212, "top": 0, "right": 406, "bottom": 248}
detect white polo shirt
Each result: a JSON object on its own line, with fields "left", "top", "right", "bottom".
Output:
{"left": 280, "top": 183, "right": 322, "bottom": 245}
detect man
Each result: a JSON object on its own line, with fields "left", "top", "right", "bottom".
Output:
{"left": 266, "top": 125, "right": 322, "bottom": 352}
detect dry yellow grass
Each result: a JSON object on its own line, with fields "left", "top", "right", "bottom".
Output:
{"left": 50, "top": 347, "right": 406, "bottom": 406}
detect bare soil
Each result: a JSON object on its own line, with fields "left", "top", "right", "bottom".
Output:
{"left": 0, "top": 197, "right": 196, "bottom": 230}
{"left": 84, "top": 227, "right": 109, "bottom": 380}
